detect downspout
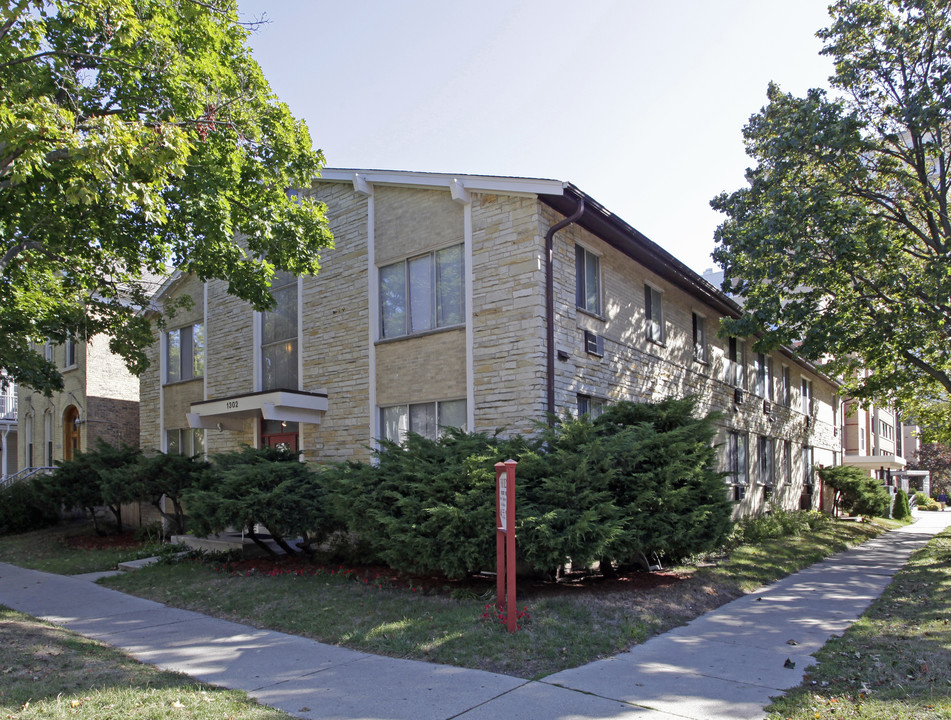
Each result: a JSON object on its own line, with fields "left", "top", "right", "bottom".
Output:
{"left": 545, "top": 194, "right": 585, "bottom": 423}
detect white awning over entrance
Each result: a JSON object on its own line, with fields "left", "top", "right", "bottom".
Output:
{"left": 841, "top": 454, "right": 907, "bottom": 472}
{"left": 187, "top": 390, "right": 328, "bottom": 431}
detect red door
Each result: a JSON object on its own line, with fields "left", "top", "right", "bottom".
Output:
{"left": 262, "top": 432, "right": 298, "bottom": 452}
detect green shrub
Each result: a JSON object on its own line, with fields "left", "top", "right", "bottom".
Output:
{"left": 129, "top": 452, "right": 209, "bottom": 535}
{"left": 729, "top": 507, "right": 829, "bottom": 545}
{"left": 327, "top": 429, "right": 529, "bottom": 579}
{"left": 325, "top": 396, "right": 733, "bottom": 579}
{"left": 819, "top": 465, "right": 890, "bottom": 518}
{"left": 892, "top": 488, "right": 911, "bottom": 520}
{"left": 0, "top": 478, "right": 60, "bottom": 535}
{"left": 914, "top": 491, "right": 940, "bottom": 511}
{"left": 184, "top": 445, "right": 337, "bottom": 558}
{"left": 39, "top": 440, "right": 141, "bottom": 534}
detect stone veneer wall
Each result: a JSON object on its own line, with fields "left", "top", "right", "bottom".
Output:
{"left": 300, "top": 181, "right": 372, "bottom": 463}
{"left": 469, "top": 192, "right": 548, "bottom": 436}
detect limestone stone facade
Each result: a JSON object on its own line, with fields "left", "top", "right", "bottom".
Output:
{"left": 17, "top": 335, "right": 140, "bottom": 469}
{"left": 141, "top": 169, "right": 842, "bottom": 516}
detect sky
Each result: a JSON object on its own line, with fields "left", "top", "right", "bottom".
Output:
{"left": 236, "top": 0, "right": 837, "bottom": 274}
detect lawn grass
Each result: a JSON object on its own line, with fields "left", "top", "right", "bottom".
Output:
{"left": 99, "top": 517, "right": 889, "bottom": 678}
{"left": 0, "top": 606, "right": 295, "bottom": 719}
{"left": 0, "top": 522, "right": 163, "bottom": 575}
{"left": 766, "top": 527, "right": 951, "bottom": 720}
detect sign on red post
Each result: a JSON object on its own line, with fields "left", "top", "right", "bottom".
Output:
{"left": 495, "top": 460, "right": 517, "bottom": 633}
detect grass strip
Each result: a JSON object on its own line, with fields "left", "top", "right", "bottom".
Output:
{"left": 101, "top": 519, "right": 887, "bottom": 678}
{"left": 766, "top": 527, "right": 951, "bottom": 719}
{"left": 0, "top": 607, "right": 294, "bottom": 720}
{"left": 0, "top": 523, "right": 164, "bottom": 575}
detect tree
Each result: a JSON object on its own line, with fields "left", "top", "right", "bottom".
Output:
{"left": 909, "top": 442, "right": 951, "bottom": 495}
{"left": 128, "top": 451, "right": 209, "bottom": 535}
{"left": 818, "top": 465, "right": 891, "bottom": 518}
{"left": 1, "top": 0, "right": 333, "bottom": 394}
{"left": 711, "top": 0, "right": 951, "bottom": 439}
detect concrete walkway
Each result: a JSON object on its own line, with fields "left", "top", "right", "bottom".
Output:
{"left": 1, "top": 510, "right": 949, "bottom": 720}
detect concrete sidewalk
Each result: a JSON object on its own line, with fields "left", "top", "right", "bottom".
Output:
{"left": 1, "top": 510, "right": 949, "bottom": 720}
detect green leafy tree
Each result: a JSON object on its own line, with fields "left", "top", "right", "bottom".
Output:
{"left": 909, "top": 442, "right": 951, "bottom": 496}
{"left": 1, "top": 0, "right": 333, "bottom": 394}
{"left": 712, "top": 0, "right": 951, "bottom": 439}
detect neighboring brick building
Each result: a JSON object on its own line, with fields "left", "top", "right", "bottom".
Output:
{"left": 17, "top": 335, "right": 140, "bottom": 470}
{"left": 141, "top": 169, "right": 842, "bottom": 516}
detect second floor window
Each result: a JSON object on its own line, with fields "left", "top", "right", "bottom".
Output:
{"left": 801, "top": 377, "right": 813, "bottom": 413}
{"left": 727, "top": 337, "right": 746, "bottom": 389}
{"left": 781, "top": 366, "right": 791, "bottom": 406}
{"left": 645, "top": 284, "right": 665, "bottom": 344}
{"left": 575, "top": 245, "right": 601, "bottom": 315}
{"left": 380, "top": 245, "right": 464, "bottom": 338}
{"left": 166, "top": 323, "right": 205, "bottom": 384}
{"left": 754, "top": 353, "right": 773, "bottom": 400}
{"left": 692, "top": 313, "right": 707, "bottom": 363}
{"left": 65, "top": 335, "right": 77, "bottom": 367}
{"left": 262, "top": 271, "right": 298, "bottom": 390}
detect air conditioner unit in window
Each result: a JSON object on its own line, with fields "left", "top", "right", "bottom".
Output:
{"left": 763, "top": 400, "right": 772, "bottom": 415}
{"left": 734, "top": 388, "right": 744, "bottom": 405}
{"left": 583, "top": 330, "right": 604, "bottom": 357}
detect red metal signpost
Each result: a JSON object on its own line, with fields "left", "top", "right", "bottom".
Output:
{"left": 495, "top": 459, "right": 517, "bottom": 633}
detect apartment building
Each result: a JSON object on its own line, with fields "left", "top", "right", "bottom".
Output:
{"left": 0, "top": 378, "right": 16, "bottom": 481}
{"left": 141, "top": 169, "right": 841, "bottom": 516}
{"left": 16, "top": 336, "right": 140, "bottom": 472}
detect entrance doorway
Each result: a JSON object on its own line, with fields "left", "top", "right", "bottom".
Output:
{"left": 261, "top": 420, "right": 299, "bottom": 452}
{"left": 63, "top": 406, "right": 81, "bottom": 461}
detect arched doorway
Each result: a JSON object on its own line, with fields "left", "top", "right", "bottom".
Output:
{"left": 63, "top": 406, "right": 81, "bottom": 461}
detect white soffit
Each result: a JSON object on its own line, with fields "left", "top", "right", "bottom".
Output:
{"left": 317, "top": 168, "right": 566, "bottom": 198}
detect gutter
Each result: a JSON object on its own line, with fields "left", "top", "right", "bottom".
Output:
{"left": 545, "top": 193, "right": 585, "bottom": 422}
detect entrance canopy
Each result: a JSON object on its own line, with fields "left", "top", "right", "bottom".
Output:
{"left": 841, "top": 454, "right": 907, "bottom": 472}
{"left": 188, "top": 390, "right": 328, "bottom": 431}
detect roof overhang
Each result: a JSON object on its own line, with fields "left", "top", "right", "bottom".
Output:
{"left": 188, "top": 390, "right": 328, "bottom": 430}
{"left": 841, "top": 454, "right": 907, "bottom": 471}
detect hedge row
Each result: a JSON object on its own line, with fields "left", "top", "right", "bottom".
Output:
{"left": 3, "top": 397, "right": 735, "bottom": 579}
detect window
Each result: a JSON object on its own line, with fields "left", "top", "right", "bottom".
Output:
{"left": 727, "top": 338, "right": 746, "bottom": 389}
{"left": 380, "top": 399, "right": 467, "bottom": 444}
{"left": 783, "top": 439, "right": 793, "bottom": 485}
{"left": 575, "top": 245, "right": 601, "bottom": 315}
{"left": 725, "top": 430, "right": 748, "bottom": 501}
{"left": 380, "top": 245, "right": 464, "bottom": 339}
{"left": 578, "top": 394, "right": 606, "bottom": 418}
{"left": 645, "top": 284, "right": 665, "bottom": 344}
{"left": 802, "top": 445, "right": 813, "bottom": 486}
{"left": 801, "top": 377, "right": 813, "bottom": 414}
{"left": 754, "top": 353, "right": 773, "bottom": 400}
{"left": 781, "top": 366, "right": 791, "bottom": 407}
{"left": 65, "top": 335, "right": 77, "bottom": 367}
{"left": 262, "top": 271, "right": 297, "bottom": 390}
{"left": 44, "top": 340, "right": 53, "bottom": 363}
{"left": 25, "top": 415, "right": 33, "bottom": 468}
{"left": 583, "top": 330, "right": 604, "bottom": 357}
{"left": 166, "top": 428, "right": 205, "bottom": 457}
{"left": 44, "top": 412, "right": 53, "bottom": 466}
{"left": 758, "top": 435, "right": 774, "bottom": 486}
{"left": 166, "top": 323, "right": 205, "bottom": 384}
{"left": 692, "top": 313, "right": 707, "bottom": 363}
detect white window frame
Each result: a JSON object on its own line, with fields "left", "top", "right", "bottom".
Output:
{"left": 379, "top": 399, "right": 468, "bottom": 444}
{"left": 64, "top": 335, "right": 77, "bottom": 368}
{"left": 725, "top": 430, "right": 748, "bottom": 489}
{"left": 575, "top": 244, "right": 602, "bottom": 316}
{"left": 578, "top": 394, "right": 606, "bottom": 418}
{"left": 165, "top": 323, "right": 205, "bottom": 385}
{"left": 758, "top": 435, "right": 775, "bottom": 486}
{"left": 261, "top": 272, "right": 299, "bottom": 391}
{"left": 781, "top": 365, "right": 791, "bottom": 407}
{"left": 645, "top": 284, "right": 665, "bottom": 344}
{"left": 727, "top": 337, "right": 746, "bottom": 389}
{"left": 692, "top": 312, "right": 707, "bottom": 363}
{"left": 801, "top": 377, "right": 813, "bottom": 414}
{"left": 379, "top": 244, "right": 465, "bottom": 339}
{"left": 165, "top": 428, "right": 206, "bottom": 457}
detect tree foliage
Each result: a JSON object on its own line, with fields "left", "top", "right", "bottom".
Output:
{"left": 129, "top": 451, "right": 209, "bottom": 535}
{"left": 892, "top": 487, "right": 911, "bottom": 519}
{"left": 818, "top": 464, "right": 891, "bottom": 517}
{"left": 712, "top": 0, "right": 951, "bottom": 439}
{"left": 909, "top": 441, "right": 951, "bottom": 495}
{"left": 184, "top": 445, "right": 336, "bottom": 558}
{"left": 1, "top": 0, "right": 333, "bottom": 394}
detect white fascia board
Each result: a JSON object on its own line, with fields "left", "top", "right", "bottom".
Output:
{"left": 316, "top": 168, "right": 566, "bottom": 198}
{"left": 189, "top": 390, "right": 329, "bottom": 429}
